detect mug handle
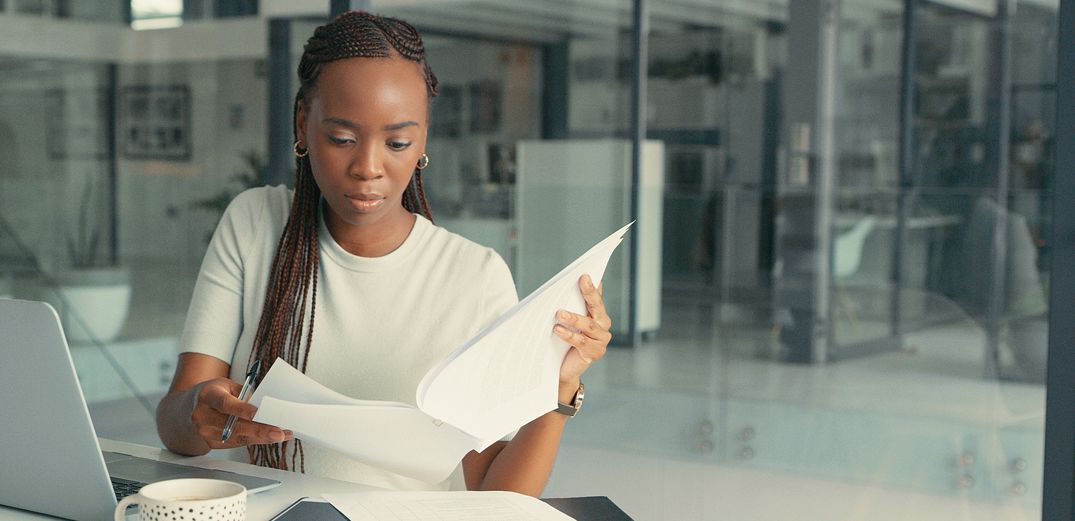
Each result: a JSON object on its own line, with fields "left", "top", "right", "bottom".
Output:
{"left": 114, "top": 493, "right": 142, "bottom": 521}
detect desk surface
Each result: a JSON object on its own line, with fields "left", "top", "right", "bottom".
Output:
{"left": 0, "top": 439, "right": 633, "bottom": 521}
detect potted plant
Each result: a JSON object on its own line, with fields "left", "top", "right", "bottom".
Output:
{"left": 54, "top": 177, "right": 130, "bottom": 344}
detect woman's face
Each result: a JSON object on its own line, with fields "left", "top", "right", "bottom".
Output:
{"left": 296, "top": 56, "right": 429, "bottom": 231}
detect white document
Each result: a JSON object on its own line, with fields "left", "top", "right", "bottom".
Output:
{"left": 322, "top": 491, "right": 576, "bottom": 521}
{"left": 252, "top": 223, "right": 631, "bottom": 483}
{"left": 251, "top": 362, "right": 477, "bottom": 483}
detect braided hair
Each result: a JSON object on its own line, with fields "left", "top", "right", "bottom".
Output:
{"left": 246, "top": 10, "right": 438, "bottom": 471}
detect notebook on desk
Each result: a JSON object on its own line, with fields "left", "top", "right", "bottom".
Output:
{"left": 0, "top": 298, "right": 280, "bottom": 521}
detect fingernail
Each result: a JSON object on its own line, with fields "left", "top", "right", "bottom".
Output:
{"left": 269, "top": 431, "right": 284, "bottom": 442}
{"left": 584, "top": 277, "right": 594, "bottom": 289}
{"left": 554, "top": 325, "right": 568, "bottom": 334}
{"left": 558, "top": 310, "right": 570, "bottom": 320}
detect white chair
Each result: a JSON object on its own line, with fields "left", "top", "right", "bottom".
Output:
{"left": 834, "top": 216, "right": 877, "bottom": 278}
{"left": 833, "top": 215, "right": 878, "bottom": 330}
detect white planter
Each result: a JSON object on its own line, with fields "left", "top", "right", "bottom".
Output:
{"left": 54, "top": 267, "right": 131, "bottom": 344}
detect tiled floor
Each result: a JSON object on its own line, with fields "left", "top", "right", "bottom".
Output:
{"left": 549, "top": 295, "right": 1045, "bottom": 520}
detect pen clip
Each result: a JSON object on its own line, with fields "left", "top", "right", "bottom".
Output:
{"left": 247, "top": 358, "right": 262, "bottom": 380}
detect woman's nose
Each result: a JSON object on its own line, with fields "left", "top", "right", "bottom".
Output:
{"left": 349, "top": 143, "right": 385, "bottom": 180}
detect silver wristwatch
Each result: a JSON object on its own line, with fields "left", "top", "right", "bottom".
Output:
{"left": 555, "top": 383, "right": 584, "bottom": 417}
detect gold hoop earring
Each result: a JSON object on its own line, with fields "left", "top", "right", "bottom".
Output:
{"left": 416, "top": 153, "right": 430, "bottom": 170}
{"left": 293, "top": 141, "right": 308, "bottom": 158}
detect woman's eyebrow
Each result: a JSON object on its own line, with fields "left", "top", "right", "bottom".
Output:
{"left": 322, "top": 117, "right": 418, "bottom": 131}
{"left": 384, "top": 121, "right": 419, "bottom": 131}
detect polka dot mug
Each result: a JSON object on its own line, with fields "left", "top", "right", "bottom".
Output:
{"left": 114, "top": 478, "right": 246, "bottom": 521}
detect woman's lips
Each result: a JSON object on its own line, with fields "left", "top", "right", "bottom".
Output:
{"left": 345, "top": 194, "right": 385, "bottom": 213}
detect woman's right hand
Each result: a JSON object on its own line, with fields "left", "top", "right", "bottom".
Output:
{"left": 157, "top": 353, "right": 290, "bottom": 456}
{"left": 188, "top": 377, "right": 292, "bottom": 449}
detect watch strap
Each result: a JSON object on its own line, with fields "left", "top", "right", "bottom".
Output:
{"left": 555, "top": 401, "right": 579, "bottom": 417}
{"left": 555, "top": 382, "right": 584, "bottom": 417}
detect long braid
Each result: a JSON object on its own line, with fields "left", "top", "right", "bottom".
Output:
{"left": 247, "top": 9, "right": 438, "bottom": 471}
{"left": 413, "top": 169, "right": 433, "bottom": 221}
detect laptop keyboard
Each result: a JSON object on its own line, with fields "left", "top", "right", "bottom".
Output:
{"left": 110, "top": 477, "right": 144, "bottom": 500}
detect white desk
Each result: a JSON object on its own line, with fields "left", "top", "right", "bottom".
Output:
{"left": 0, "top": 438, "right": 381, "bottom": 520}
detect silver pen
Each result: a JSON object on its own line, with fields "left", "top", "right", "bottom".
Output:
{"left": 221, "top": 358, "right": 261, "bottom": 442}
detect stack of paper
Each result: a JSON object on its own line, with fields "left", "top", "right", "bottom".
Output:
{"left": 251, "top": 223, "right": 632, "bottom": 483}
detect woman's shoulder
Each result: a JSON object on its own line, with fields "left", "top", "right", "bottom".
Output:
{"left": 220, "top": 185, "right": 293, "bottom": 227}
{"left": 210, "top": 185, "right": 292, "bottom": 248}
{"left": 420, "top": 219, "right": 514, "bottom": 285}
{"left": 422, "top": 219, "right": 502, "bottom": 265}
{"left": 228, "top": 184, "right": 293, "bottom": 216}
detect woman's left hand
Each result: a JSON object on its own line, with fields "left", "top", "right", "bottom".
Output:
{"left": 553, "top": 274, "right": 612, "bottom": 394}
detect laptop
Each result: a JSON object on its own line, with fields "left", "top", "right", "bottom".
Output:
{"left": 0, "top": 298, "right": 280, "bottom": 521}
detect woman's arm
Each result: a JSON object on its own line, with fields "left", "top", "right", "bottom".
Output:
{"left": 156, "top": 352, "right": 289, "bottom": 456}
{"left": 463, "top": 275, "right": 610, "bottom": 496}
{"left": 461, "top": 379, "right": 579, "bottom": 495}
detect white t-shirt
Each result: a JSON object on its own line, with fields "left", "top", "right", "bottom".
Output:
{"left": 179, "top": 185, "right": 519, "bottom": 490}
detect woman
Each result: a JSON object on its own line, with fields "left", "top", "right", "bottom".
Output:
{"left": 155, "top": 10, "right": 611, "bottom": 496}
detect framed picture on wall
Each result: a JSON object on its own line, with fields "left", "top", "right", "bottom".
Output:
{"left": 45, "top": 88, "right": 112, "bottom": 160}
{"left": 120, "top": 85, "right": 192, "bottom": 161}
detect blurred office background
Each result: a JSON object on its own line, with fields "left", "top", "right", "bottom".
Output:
{"left": 0, "top": 0, "right": 1066, "bottom": 519}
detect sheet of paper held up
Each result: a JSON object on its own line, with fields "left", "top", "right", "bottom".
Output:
{"left": 415, "top": 222, "right": 632, "bottom": 445}
{"left": 322, "top": 491, "right": 576, "bottom": 521}
{"left": 251, "top": 222, "right": 632, "bottom": 484}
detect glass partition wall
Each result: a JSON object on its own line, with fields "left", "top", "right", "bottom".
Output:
{"left": 0, "top": 1, "right": 1065, "bottom": 519}
{"left": 0, "top": 8, "right": 274, "bottom": 444}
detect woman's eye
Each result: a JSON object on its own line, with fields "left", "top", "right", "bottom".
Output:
{"left": 388, "top": 141, "right": 411, "bottom": 151}
{"left": 328, "top": 136, "right": 353, "bottom": 145}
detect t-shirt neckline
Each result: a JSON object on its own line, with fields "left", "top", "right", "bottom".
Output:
{"left": 317, "top": 199, "right": 431, "bottom": 273}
